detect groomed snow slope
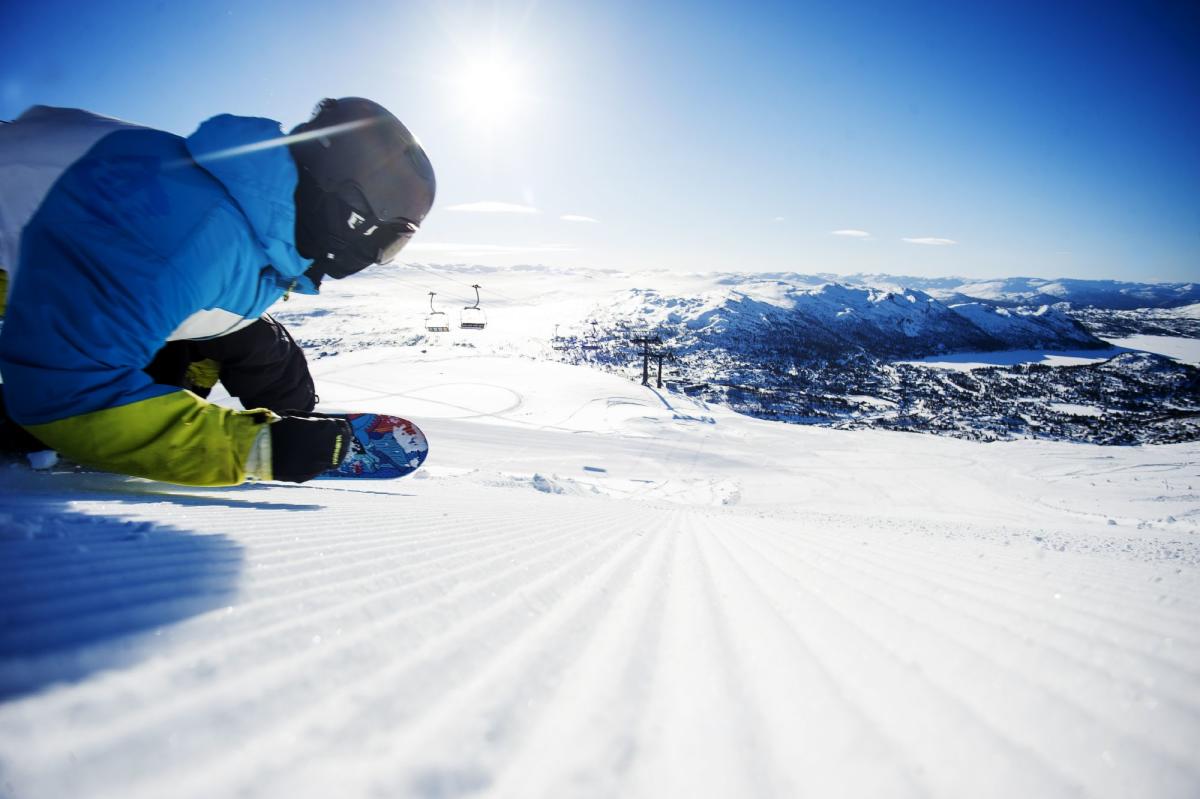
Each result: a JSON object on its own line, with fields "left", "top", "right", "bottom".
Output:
{"left": 2, "top": 270, "right": 1200, "bottom": 799}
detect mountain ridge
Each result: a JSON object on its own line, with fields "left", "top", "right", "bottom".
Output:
{"left": 581, "top": 280, "right": 1104, "bottom": 362}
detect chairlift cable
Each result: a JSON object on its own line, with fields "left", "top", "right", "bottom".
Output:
{"left": 401, "top": 262, "right": 522, "bottom": 303}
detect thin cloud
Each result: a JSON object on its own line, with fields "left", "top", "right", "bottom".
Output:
{"left": 772, "top": 216, "right": 786, "bottom": 223}
{"left": 444, "top": 201, "right": 539, "bottom": 214}
{"left": 902, "top": 237, "right": 957, "bottom": 246}
{"left": 831, "top": 229, "right": 871, "bottom": 238}
{"left": 407, "top": 241, "right": 575, "bottom": 255}
{"left": 560, "top": 214, "right": 599, "bottom": 223}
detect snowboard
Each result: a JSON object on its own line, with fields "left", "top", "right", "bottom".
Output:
{"left": 319, "top": 413, "right": 429, "bottom": 480}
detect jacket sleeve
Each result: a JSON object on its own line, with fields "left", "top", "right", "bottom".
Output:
{"left": 0, "top": 170, "right": 278, "bottom": 486}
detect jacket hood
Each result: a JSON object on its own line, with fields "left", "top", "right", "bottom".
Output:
{"left": 185, "top": 115, "right": 318, "bottom": 294}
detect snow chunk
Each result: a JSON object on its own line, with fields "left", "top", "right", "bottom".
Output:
{"left": 27, "top": 450, "right": 59, "bottom": 470}
{"left": 530, "top": 473, "right": 567, "bottom": 494}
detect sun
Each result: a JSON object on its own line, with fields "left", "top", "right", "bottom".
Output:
{"left": 451, "top": 51, "right": 531, "bottom": 128}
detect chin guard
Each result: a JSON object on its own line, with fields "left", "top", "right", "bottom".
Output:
{"left": 293, "top": 168, "right": 417, "bottom": 279}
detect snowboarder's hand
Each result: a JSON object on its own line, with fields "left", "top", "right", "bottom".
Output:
{"left": 270, "top": 414, "right": 352, "bottom": 482}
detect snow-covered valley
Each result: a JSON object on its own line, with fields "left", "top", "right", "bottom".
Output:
{"left": 2, "top": 266, "right": 1199, "bottom": 798}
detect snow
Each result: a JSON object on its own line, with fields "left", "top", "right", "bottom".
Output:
{"left": 1167, "top": 302, "right": 1200, "bottom": 320}
{"left": 2, "top": 265, "right": 1199, "bottom": 799}
{"left": 1048, "top": 403, "right": 1104, "bottom": 417}
{"left": 899, "top": 348, "right": 1120, "bottom": 370}
{"left": 24, "top": 450, "right": 58, "bottom": 470}
{"left": 1105, "top": 335, "right": 1200, "bottom": 365}
{"left": 902, "top": 332, "right": 1199, "bottom": 371}
{"left": 947, "top": 301, "right": 1094, "bottom": 348}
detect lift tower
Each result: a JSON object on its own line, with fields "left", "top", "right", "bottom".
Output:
{"left": 631, "top": 336, "right": 662, "bottom": 387}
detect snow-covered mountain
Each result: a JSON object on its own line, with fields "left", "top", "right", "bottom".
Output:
{"left": 1071, "top": 302, "right": 1200, "bottom": 339}
{"left": 838, "top": 274, "right": 1200, "bottom": 310}
{"left": 944, "top": 301, "right": 1102, "bottom": 350}
{"left": 655, "top": 272, "right": 1200, "bottom": 310}
{"left": 583, "top": 280, "right": 1102, "bottom": 362}
{"left": 553, "top": 277, "right": 1198, "bottom": 445}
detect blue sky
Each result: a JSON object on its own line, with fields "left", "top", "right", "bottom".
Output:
{"left": 2, "top": 0, "right": 1197, "bottom": 281}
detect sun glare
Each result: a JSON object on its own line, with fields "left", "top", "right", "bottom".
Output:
{"left": 451, "top": 51, "right": 531, "bottom": 128}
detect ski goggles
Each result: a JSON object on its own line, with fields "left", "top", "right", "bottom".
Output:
{"left": 314, "top": 183, "right": 420, "bottom": 273}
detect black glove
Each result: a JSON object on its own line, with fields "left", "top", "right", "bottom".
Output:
{"left": 271, "top": 414, "right": 352, "bottom": 483}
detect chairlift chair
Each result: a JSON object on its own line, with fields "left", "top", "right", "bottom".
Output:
{"left": 425, "top": 292, "right": 450, "bottom": 333}
{"left": 460, "top": 284, "right": 487, "bottom": 330}
{"left": 581, "top": 320, "right": 601, "bottom": 351}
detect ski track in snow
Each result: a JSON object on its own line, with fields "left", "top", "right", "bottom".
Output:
{"left": 3, "top": 271, "right": 1200, "bottom": 798}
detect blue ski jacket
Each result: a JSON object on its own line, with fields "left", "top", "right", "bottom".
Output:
{"left": 0, "top": 106, "right": 319, "bottom": 485}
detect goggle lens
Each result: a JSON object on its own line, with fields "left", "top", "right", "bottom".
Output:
{"left": 322, "top": 189, "right": 419, "bottom": 266}
{"left": 375, "top": 221, "right": 418, "bottom": 264}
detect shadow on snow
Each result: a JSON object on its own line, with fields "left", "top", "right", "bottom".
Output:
{"left": 0, "top": 488, "right": 245, "bottom": 700}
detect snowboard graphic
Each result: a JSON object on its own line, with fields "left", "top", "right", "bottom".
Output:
{"left": 319, "top": 413, "right": 429, "bottom": 480}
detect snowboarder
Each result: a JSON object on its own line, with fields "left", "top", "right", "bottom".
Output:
{"left": 0, "top": 97, "right": 436, "bottom": 485}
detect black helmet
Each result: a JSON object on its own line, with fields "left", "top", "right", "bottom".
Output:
{"left": 290, "top": 97, "right": 436, "bottom": 279}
